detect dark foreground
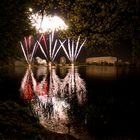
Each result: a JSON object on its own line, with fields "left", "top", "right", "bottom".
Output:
{"left": 0, "top": 101, "right": 79, "bottom": 140}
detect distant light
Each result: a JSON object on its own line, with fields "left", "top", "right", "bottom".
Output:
{"left": 29, "top": 12, "right": 68, "bottom": 33}
{"left": 29, "top": 8, "right": 33, "bottom": 12}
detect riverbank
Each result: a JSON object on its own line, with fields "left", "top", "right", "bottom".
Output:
{"left": 0, "top": 100, "right": 77, "bottom": 140}
{"left": 0, "top": 57, "right": 140, "bottom": 68}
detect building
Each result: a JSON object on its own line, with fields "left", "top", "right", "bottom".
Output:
{"left": 86, "top": 56, "right": 117, "bottom": 64}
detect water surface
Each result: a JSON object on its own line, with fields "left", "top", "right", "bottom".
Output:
{"left": 0, "top": 65, "right": 138, "bottom": 140}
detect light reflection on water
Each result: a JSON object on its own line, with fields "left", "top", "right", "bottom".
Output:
{"left": 19, "top": 66, "right": 87, "bottom": 137}
{"left": 16, "top": 65, "right": 139, "bottom": 139}
{"left": 86, "top": 65, "right": 132, "bottom": 80}
{"left": 86, "top": 65, "right": 117, "bottom": 79}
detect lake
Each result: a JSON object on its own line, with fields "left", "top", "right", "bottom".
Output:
{"left": 0, "top": 65, "right": 138, "bottom": 140}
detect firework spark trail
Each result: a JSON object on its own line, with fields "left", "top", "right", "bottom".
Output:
{"left": 74, "top": 36, "right": 80, "bottom": 57}
{"left": 52, "top": 40, "right": 66, "bottom": 62}
{"left": 71, "top": 40, "right": 74, "bottom": 62}
{"left": 24, "top": 37, "right": 29, "bottom": 58}
{"left": 59, "top": 40, "right": 70, "bottom": 60}
{"left": 20, "top": 36, "right": 38, "bottom": 63}
{"left": 61, "top": 36, "right": 86, "bottom": 63}
{"left": 52, "top": 40, "right": 57, "bottom": 59}
{"left": 37, "top": 41, "right": 48, "bottom": 60}
{"left": 34, "top": 33, "right": 49, "bottom": 58}
{"left": 51, "top": 29, "right": 55, "bottom": 43}
{"left": 30, "top": 42, "right": 37, "bottom": 62}
{"left": 49, "top": 31, "right": 56, "bottom": 61}
{"left": 49, "top": 33, "right": 52, "bottom": 60}
{"left": 68, "top": 38, "right": 71, "bottom": 60}
{"left": 29, "top": 36, "right": 32, "bottom": 51}
{"left": 30, "top": 14, "right": 68, "bottom": 33}
{"left": 34, "top": 34, "right": 43, "bottom": 54}
{"left": 27, "top": 13, "right": 68, "bottom": 64}
{"left": 20, "top": 42, "right": 29, "bottom": 63}
{"left": 30, "top": 42, "right": 37, "bottom": 63}
{"left": 75, "top": 38, "right": 87, "bottom": 59}
{"left": 42, "top": 34, "right": 48, "bottom": 54}
{"left": 37, "top": 32, "right": 65, "bottom": 62}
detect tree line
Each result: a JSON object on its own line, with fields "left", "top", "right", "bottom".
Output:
{"left": 0, "top": 0, "right": 140, "bottom": 64}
